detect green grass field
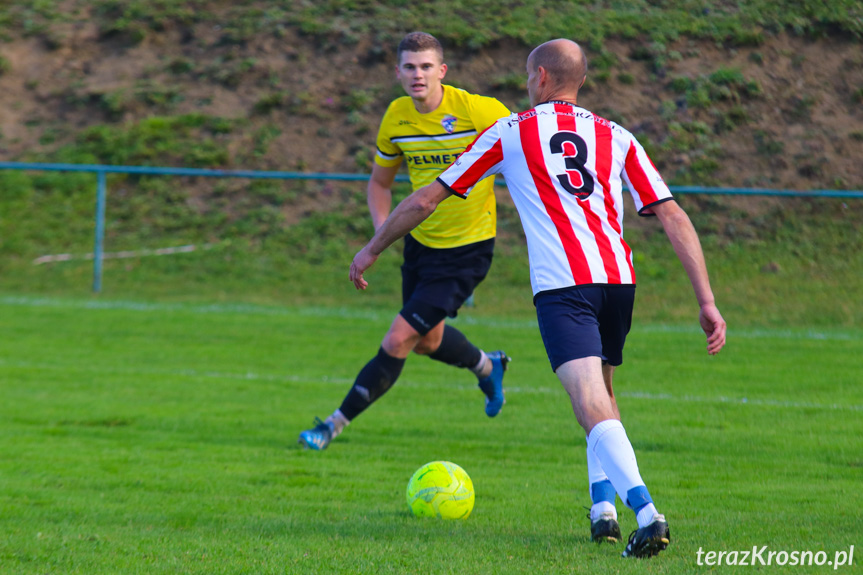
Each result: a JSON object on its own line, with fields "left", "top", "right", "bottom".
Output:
{"left": 1, "top": 295, "right": 860, "bottom": 574}
{"left": 1, "top": 0, "right": 860, "bottom": 571}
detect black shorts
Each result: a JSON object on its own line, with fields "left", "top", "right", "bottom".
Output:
{"left": 399, "top": 234, "right": 494, "bottom": 335}
{"left": 534, "top": 285, "right": 636, "bottom": 371}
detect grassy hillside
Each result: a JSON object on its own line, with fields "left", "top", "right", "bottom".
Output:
{"left": 0, "top": 1, "right": 861, "bottom": 327}
{"left": 1, "top": 1, "right": 860, "bottom": 186}
{"left": 3, "top": 0, "right": 861, "bottom": 48}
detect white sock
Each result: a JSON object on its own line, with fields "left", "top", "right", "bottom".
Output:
{"left": 586, "top": 434, "right": 617, "bottom": 520}
{"left": 470, "top": 350, "right": 490, "bottom": 377}
{"left": 590, "top": 501, "right": 617, "bottom": 521}
{"left": 586, "top": 434, "right": 609, "bottom": 486}
{"left": 325, "top": 409, "right": 350, "bottom": 438}
{"left": 587, "top": 419, "right": 647, "bottom": 511}
{"left": 636, "top": 503, "right": 660, "bottom": 528}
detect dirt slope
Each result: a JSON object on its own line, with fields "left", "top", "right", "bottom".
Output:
{"left": 0, "top": 22, "right": 861, "bottom": 191}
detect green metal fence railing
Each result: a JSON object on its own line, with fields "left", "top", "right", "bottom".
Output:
{"left": 2, "top": 161, "right": 861, "bottom": 293}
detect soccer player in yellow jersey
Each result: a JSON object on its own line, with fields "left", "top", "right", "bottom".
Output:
{"left": 299, "top": 32, "right": 512, "bottom": 450}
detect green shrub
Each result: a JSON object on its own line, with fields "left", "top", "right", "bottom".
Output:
{"left": 491, "top": 73, "right": 526, "bottom": 91}
{"left": 342, "top": 89, "right": 375, "bottom": 113}
{"left": 252, "top": 92, "right": 286, "bottom": 115}
{"left": 754, "top": 130, "right": 785, "bottom": 155}
{"left": 617, "top": 72, "right": 635, "bottom": 85}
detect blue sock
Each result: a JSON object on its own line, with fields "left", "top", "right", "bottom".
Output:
{"left": 626, "top": 485, "right": 653, "bottom": 514}
{"left": 591, "top": 479, "right": 616, "bottom": 505}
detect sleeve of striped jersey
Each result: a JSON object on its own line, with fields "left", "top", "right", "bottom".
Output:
{"left": 437, "top": 123, "right": 504, "bottom": 199}
{"left": 622, "top": 135, "right": 673, "bottom": 216}
{"left": 373, "top": 105, "right": 404, "bottom": 168}
{"left": 468, "top": 94, "right": 511, "bottom": 131}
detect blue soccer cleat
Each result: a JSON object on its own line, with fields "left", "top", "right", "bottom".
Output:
{"left": 477, "top": 350, "right": 510, "bottom": 417}
{"left": 298, "top": 417, "right": 333, "bottom": 450}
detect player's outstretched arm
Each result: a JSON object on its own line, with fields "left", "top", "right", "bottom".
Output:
{"left": 350, "top": 180, "right": 451, "bottom": 290}
{"left": 367, "top": 164, "right": 399, "bottom": 231}
{"left": 652, "top": 200, "right": 727, "bottom": 355}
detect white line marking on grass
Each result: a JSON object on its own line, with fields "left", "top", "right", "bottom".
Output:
{"left": 1, "top": 359, "right": 860, "bottom": 412}
{"left": 614, "top": 390, "right": 863, "bottom": 412}
{"left": 1, "top": 296, "right": 860, "bottom": 341}
{"left": 0, "top": 358, "right": 354, "bottom": 386}
{"left": 32, "top": 243, "right": 217, "bottom": 265}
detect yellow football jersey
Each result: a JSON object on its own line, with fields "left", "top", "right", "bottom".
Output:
{"left": 375, "top": 85, "right": 510, "bottom": 249}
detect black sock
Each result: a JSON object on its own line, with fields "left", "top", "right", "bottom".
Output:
{"left": 338, "top": 347, "right": 406, "bottom": 421}
{"left": 428, "top": 325, "right": 482, "bottom": 370}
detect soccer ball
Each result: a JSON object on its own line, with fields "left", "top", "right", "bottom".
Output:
{"left": 406, "top": 460, "right": 475, "bottom": 519}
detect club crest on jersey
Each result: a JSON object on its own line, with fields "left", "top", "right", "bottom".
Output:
{"left": 441, "top": 115, "right": 457, "bottom": 134}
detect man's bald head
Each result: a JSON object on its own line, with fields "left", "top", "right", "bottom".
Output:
{"left": 527, "top": 39, "right": 588, "bottom": 98}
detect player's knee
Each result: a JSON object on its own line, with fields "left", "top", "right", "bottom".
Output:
{"left": 412, "top": 343, "right": 431, "bottom": 355}
{"left": 410, "top": 325, "right": 444, "bottom": 356}
{"left": 412, "top": 339, "right": 436, "bottom": 355}
{"left": 382, "top": 331, "right": 420, "bottom": 357}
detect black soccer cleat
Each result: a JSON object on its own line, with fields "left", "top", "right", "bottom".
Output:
{"left": 591, "top": 512, "right": 622, "bottom": 544}
{"left": 621, "top": 514, "right": 670, "bottom": 558}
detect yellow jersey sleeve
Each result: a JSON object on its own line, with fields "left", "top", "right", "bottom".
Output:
{"left": 372, "top": 86, "right": 510, "bottom": 249}
{"left": 465, "top": 92, "right": 512, "bottom": 136}
{"left": 374, "top": 100, "right": 406, "bottom": 169}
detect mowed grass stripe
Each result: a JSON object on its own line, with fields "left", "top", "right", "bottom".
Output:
{"left": 1, "top": 297, "right": 860, "bottom": 573}
{"left": 2, "top": 295, "right": 861, "bottom": 341}
{"left": 2, "top": 358, "right": 862, "bottom": 414}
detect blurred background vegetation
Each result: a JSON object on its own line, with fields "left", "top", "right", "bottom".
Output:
{"left": 0, "top": 1, "right": 860, "bottom": 327}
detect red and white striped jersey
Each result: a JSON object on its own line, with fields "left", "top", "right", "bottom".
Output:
{"left": 438, "top": 101, "right": 673, "bottom": 296}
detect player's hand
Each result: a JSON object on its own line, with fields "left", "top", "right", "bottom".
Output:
{"left": 699, "top": 302, "right": 726, "bottom": 355}
{"left": 349, "top": 246, "right": 378, "bottom": 290}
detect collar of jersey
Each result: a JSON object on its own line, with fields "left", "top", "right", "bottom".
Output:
{"left": 539, "top": 99, "right": 578, "bottom": 106}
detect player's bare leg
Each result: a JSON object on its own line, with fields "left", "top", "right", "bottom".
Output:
{"left": 602, "top": 362, "right": 621, "bottom": 420}
{"left": 409, "top": 321, "right": 445, "bottom": 356}
{"left": 586, "top": 361, "right": 624, "bottom": 542}
{"left": 557, "top": 357, "right": 669, "bottom": 557}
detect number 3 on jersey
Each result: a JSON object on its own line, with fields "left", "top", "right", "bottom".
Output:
{"left": 550, "top": 132, "right": 594, "bottom": 200}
